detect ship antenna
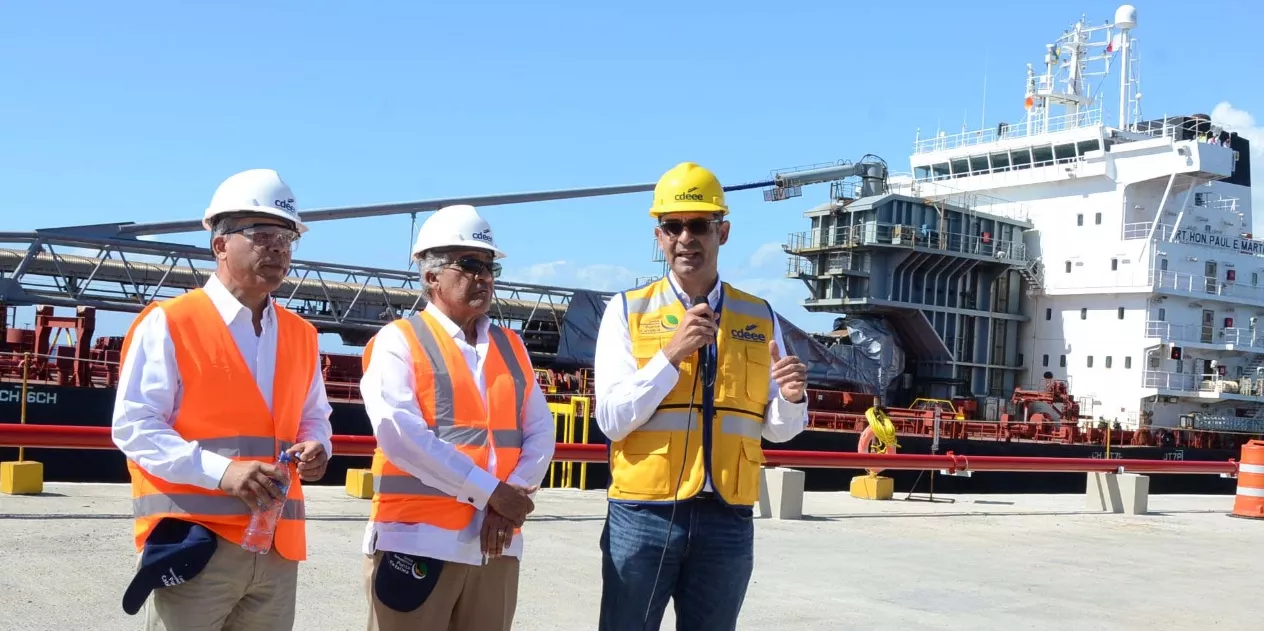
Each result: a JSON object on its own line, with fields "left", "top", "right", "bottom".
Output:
{"left": 980, "top": 56, "right": 988, "bottom": 130}
{"left": 1114, "top": 5, "right": 1138, "bottom": 130}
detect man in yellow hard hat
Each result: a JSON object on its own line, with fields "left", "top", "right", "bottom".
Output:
{"left": 593, "top": 162, "right": 810, "bottom": 630}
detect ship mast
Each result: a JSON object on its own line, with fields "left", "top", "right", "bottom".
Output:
{"left": 1024, "top": 5, "right": 1138, "bottom": 134}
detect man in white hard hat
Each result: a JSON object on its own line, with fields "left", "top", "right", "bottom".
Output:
{"left": 112, "top": 168, "right": 333, "bottom": 629}
{"left": 358, "top": 204, "right": 555, "bottom": 631}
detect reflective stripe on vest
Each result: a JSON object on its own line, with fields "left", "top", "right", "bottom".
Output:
{"left": 366, "top": 311, "right": 532, "bottom": 531}
{"left": 120, "top": 289, "right": 315, "bottom": 561}
{"left": 609, "top": 277, "right": 772, "bottom": 506}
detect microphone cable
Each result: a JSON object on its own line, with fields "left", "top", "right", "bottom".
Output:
{"left": 642, "top": 297, "right": 714, "bottom": 628}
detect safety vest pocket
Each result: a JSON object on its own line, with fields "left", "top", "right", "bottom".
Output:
{"left": 735, "top": 438, "right": 767, "bottom": 503}
{"left": 745, "top": 351, "right": 771, "bottom": 403}
{"left": 612, "top": 432, "right": 673, "bottom": 496}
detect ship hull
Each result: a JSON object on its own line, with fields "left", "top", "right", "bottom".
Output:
{"left": 0, "top": 384, "right": 1241, "bottom": 495}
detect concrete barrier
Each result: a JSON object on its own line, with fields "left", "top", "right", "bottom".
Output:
{"left": 1085, "top": 471, "right": 1150, "bottom": 515}
{"left": 757, "top": 467, "right": 805, "bottom": 520}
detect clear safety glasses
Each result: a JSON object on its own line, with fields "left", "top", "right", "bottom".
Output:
{"left": 226, "top": 224, "right": 301, "bottom": 251}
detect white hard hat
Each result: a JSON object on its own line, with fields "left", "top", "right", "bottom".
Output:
{"left": 202, "top": 168, "right": 308, "bottom": 234}
{"left": 411, "top": 204, "right": 506, "bottom": 259}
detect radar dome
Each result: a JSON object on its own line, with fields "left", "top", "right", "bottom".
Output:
{"left": 1115, "top": 5, "right": 1137, "bottom": 29}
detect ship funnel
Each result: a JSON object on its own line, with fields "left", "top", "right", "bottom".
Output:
{"left": 1114, "top": 5, "right": 1137, "bottom": 29}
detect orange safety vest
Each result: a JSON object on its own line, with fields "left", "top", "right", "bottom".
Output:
{"left": 119, "top": 289, "right": 316, "bottom": 562}
{"left": 363, "top": 311, "right": 533, "bottom": 532}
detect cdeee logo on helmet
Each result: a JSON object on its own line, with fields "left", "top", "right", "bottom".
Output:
{"left": 674, "top": 186, "right": 704, "bottom": 202}
{"left": 273, "top": 198, "right": 297, "bottom": 215}
{"left": 471, "top": 228, "right": 494, "bottom": 244}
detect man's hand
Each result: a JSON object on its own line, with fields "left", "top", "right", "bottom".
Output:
{"left": 486, "top": 481, "right": 537, "bottom": 526}
{"left": 480, "top": 508, "right": 517, "bottom": 560}
{"left": 770, "top": 340, "right": 807, "bottom": 403}
{"left": 286, "top": 440, "right": 329, "bottom": 482}
{"left": 663, "top": 302, "right": 718, "bottom": 367}
{"left": 219, "top": 460, "right": 287, "bottom": 507}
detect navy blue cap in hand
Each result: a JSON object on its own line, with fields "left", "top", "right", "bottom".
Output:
{"left": 374, "top": 551, "right": 444, "bottom": 613}
{"left": 122, "top": 518, "right": 218, "bottom": 615}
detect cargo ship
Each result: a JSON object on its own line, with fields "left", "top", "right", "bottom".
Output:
{"left": 1, "top": 4, "right": 1257, "bottom": 495}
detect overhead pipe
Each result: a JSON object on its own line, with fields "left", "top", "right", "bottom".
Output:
{"left": 0, "top": 424, "right": 1239, "bottom": 477}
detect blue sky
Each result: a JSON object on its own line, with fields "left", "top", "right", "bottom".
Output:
{"left": 2, "top": 1, "right": 1261, "bottom": 354}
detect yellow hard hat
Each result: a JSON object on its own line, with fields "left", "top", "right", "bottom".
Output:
{"left": 649, "top": 162, "right": 728, "bottom": 218}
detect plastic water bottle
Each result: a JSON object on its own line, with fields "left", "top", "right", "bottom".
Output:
{"left": 241, "top": 451, "right": 294, "bottom": 554}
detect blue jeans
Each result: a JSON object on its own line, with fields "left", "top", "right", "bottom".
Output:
{"left": 598, "top": 494, "right": 755, "bottom": 631}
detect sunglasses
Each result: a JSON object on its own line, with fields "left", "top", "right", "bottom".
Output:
{"left": 225, "top": 223, "right": 300, "bottom": 249}
{"left": 448, "top": 257, "right": 502, "bottom": 278}
{"left": 658, "top": 218, "right": 721, "bottom": 237}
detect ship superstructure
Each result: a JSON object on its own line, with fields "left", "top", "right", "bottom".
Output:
{"left": 786, "top": 5, "right": 1259, "bottom": 433}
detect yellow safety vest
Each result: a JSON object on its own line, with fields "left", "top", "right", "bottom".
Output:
{"left": 608, "top": 277, "right": 772, "bottom": 506}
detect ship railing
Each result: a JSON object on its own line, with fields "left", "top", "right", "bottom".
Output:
{"left": 1146, "top": 320, "right": 1264, "bottom": 349}
{"left": 785, "top": 256, "right": 815, "bottom": 277}
{"left": 1143, "top": 369, "right": 1264, "bottom": 399}
{"left": 787, "top": 222, "right": 1028, "bottom": 262}
{"left": 887, "top": 179, "right": 1031, "bottom": 222}
{"left": 1150, "top": 269, "right": 1264, "bottom": 303}
{"left": 1130, "top": 112, "right": 1246, "bottom": 149}
{"left": 1122, "top": 222, "right": 1175, "bottom": 241}
{"left": 912, "top": 107, "right": 1104, "bottom": 155}
{"left": 0, "top": 349, "right": 121, "bottom": 389}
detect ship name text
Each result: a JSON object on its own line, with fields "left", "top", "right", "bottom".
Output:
{"left": 1173, "top": 228, "right": 1264, "bottom": 256}
{"left": 0, "top": 388, "right": 58, "bottom": 405}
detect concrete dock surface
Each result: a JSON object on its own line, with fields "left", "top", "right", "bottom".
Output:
{"left": 0, "top": 483, "right": 1257, "bottom": 630}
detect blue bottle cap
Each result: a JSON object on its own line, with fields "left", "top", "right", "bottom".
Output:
{"left": 278, "top": 452, "right": 293, "bottom": 464}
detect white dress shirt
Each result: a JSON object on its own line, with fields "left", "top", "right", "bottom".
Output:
{"left": 359, "top": 302, "right": 555, "bottom": 566}
{"left": 594, "top": 273, "right": 809, "bottom": 490}
{"left": 111, "top": 274, "right": 334, "bottom": 491}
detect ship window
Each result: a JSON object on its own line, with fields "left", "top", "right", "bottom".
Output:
{"left": 1042, "top": 354, "right": 1049, "bottom": 367}
{"left": 1077, "top": 213, "right": 1084, "bottom": 226}
{"left": 1096, "top": 212, "right": 1102, "bottom": 225}
{"left": 1054, "top": 143, "right": 1076, "bottom": 163}
{"left": 1158, "top": 308, "right": 1166, "bottom": 321}
{"left": 969, "top": 155, "right": 990, "bottom": 174}
{"left": 1032, "top": 144, "right": 1055, "bottom": 167}
{"left": 1081, "top": 308, "right": 1087, "bottom": 320}
{"left": 1105, "top": 356, "right": 1113, "bottom": 368}
{"left": 1160, "top": 258, "right": 1168, "bottom": 271}
{"left": 991, "top": 151, "right": 1011, "bottom": 171}
{"left": 1254, "top": 272, "right": 1259, "bottom": 286}
{"left": 1118, "top": 307, "right": 1125, "bottom": 319}
{"left": 1087, "top": 356, "right": 1094, "bottom": 367}
{"left": 1111, "top": 258, "right": 1118, "bottom": 271}
{"left": 1011, "top": 147, "right": 1033, "bottom": 168}
{"left": 1076, "top": 139, "right": 1100, "bottom": 155}
{"left": 1046, "top": 308, "right": 1052, "bottom": 320}
{"left": 1059, "top": 355, "right": 1066, "bottom": 367}
{"left": 1065, "top": 260, "right": 1072, "bottom": 273}
{"left": 1125, "top": 356, "right": 1132, "bottom": 369}
{"left": 915, "top": 166, "right": 931, "bottom": 180}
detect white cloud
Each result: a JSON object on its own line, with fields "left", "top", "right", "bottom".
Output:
{"left": 746, "top": 241, "right": 786, "bottom": 270}
{"left": 1210, "top": 102, "right": 1263, "bottom": 230}
{"left": 503, "top": 260, "right": 643, "bottom": 292}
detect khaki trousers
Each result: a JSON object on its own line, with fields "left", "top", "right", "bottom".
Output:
{"left": 363, "top": 551, "right": 519, "bottom": 631}
{"left": 139, "top": 535, "right": 298, "bottom": 631}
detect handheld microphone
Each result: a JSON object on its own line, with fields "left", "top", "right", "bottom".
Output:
{"left": 692, "top": 295, "right": 712, "bottom": 384}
